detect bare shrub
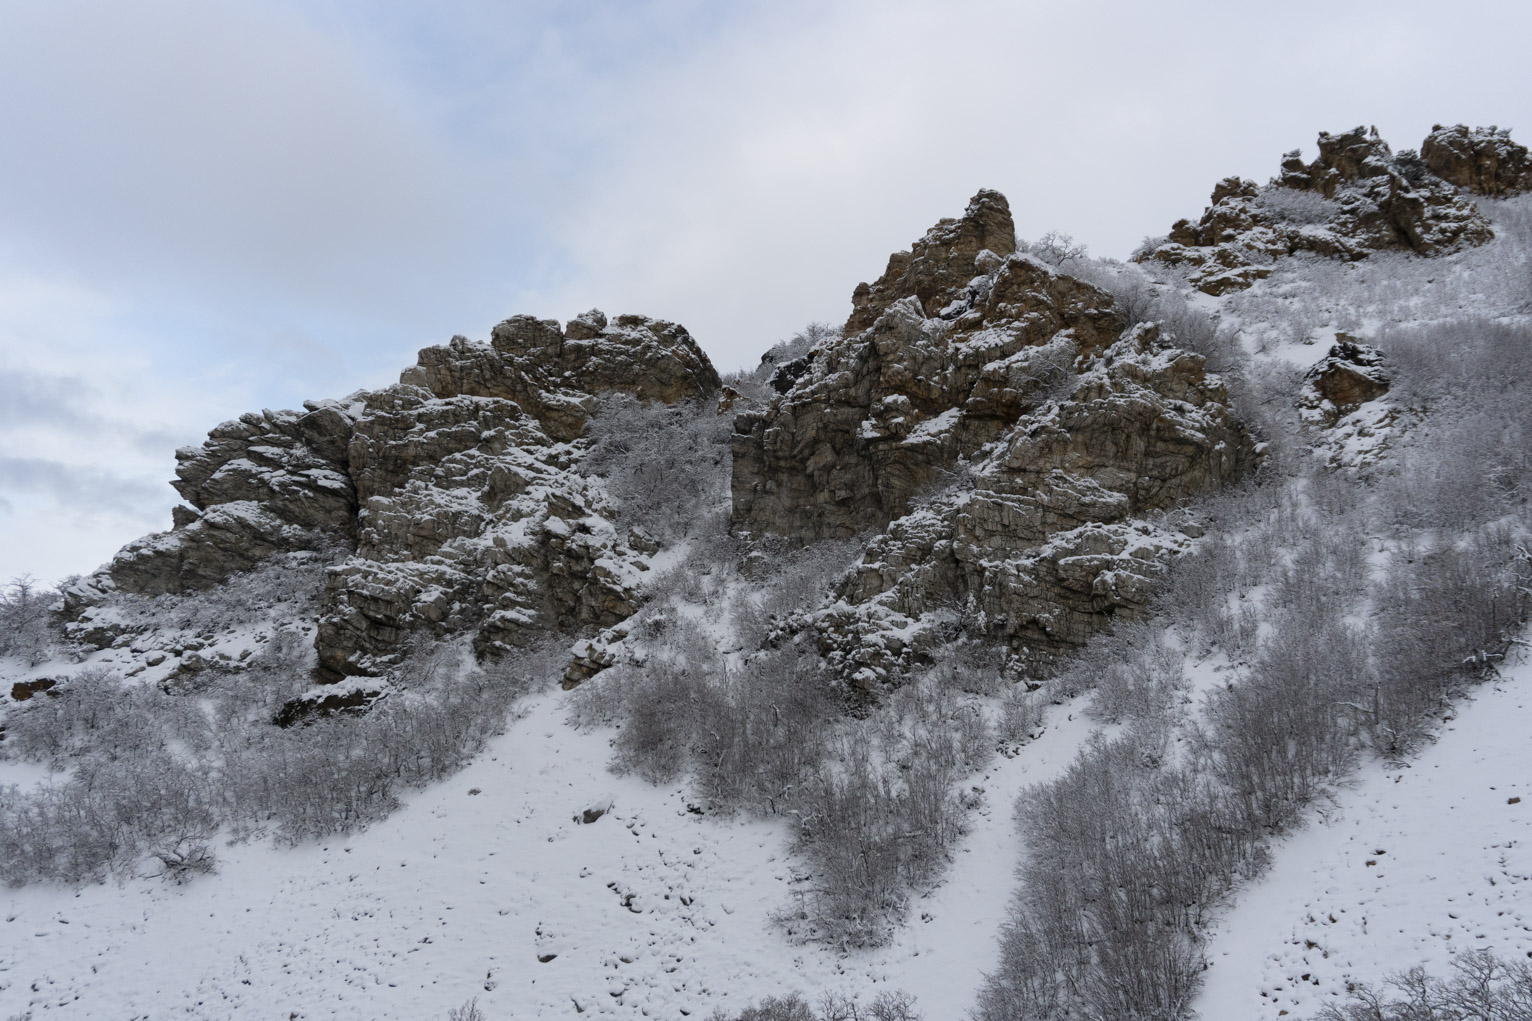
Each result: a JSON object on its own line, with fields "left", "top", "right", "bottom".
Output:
{"left": 446, "top": 997, "right": 489, "bottom": 1021}
{"left": 583, "top": 393, "right": 732, "bottom": 543}
{"left": 979, "top": 731, "right": 1258, "bottom": 1021}
{"left": 1368, "top": 530, "right": 1529, "bottom": 753}
{"left": 152, "top": 836, "right": 218, "bottom": 883}
{"left": 0, "top": 637, "right": 540, "bottom": 881}
{"left": 1073, "top": 623, "right": 1187, "bottom": 724}
{"left": 734, "top": 322, "right": 841, "bottom": 397}
{"left": 0, "top": 575, "right": 59, "bottom": 666}
{"left": 1379, "top": 318, "right": 1532, "bottom": 528}
{"left": 1315, "top": 949, "right": 1532, "bottom": 1021}
{"left": 1020, "top": 230, "right": 1088, "bottom": 268}
{"left": 1198, "top": 614, "right": 1362, "bottom": 831}
{"left": 1252, "top": 186, "right": 1341, "bottom": 225}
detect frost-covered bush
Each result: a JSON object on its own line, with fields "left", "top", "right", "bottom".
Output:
{"left": 1198, "top": 615, "right": 1363, "bottom": 831}
{"left": 1369, "top": 530, "right": 1529, "bottom": 753}
{"left": 1066, "top": 259, "right": 1158, "bottom": 328}
{"left": 0, "top": 640, "right": 542, "bottom": 883}
{"left": 445, "top": 998, "right": 490, "bottom": 1021}
{"left": 0, "top": 747, "right": 215, "bottom": 885}
{"left": 1252, "top": 186, "right": 1341, "bottom": 225}
{"left": 583, "top": 393, "right": 732, "bottom": 543}
{"left": 734, "top": 322, "right": 840, "bottom": 395}
{"left": 0, "top": 575, "right": 60, "bottom": 666}
{"left": 598, "top": 601, "right": 983, "bottom": 946}
{"left": 1379, "top": 318, "right": 1532, "bottom": 528}
{"left": 1315, "top": 950, "right": 1532, "bottom": 1021}
{"left": 710, "top": 990, "right": 923, "bottom": 1021}
{"left": 1018, "top": 230, "right": 1088, "bottom": 269}
{"left": 1080, "top": 625, "right": 1188, "bottom": 724}
{"left": 977, "top": 730, "right": 1258, "bottom": 1021}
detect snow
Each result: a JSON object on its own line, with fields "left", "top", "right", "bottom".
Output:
{"left": 0, "top": 687, "right": 1099, "bottom": 1019}
{"left": 1195, "top": 656, "right": 1532, "bottom": 1019}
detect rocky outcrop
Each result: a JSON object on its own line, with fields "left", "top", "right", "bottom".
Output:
{"left": 845, "top": 188, "right": 1017, "bottom": 336}
{"left": 402, "top": 312, "right": 719, "bottom": 443}
{"left": 1140, "top": 126, "right": 1497, "bottom": 294}
{"left": 94, "top": 311, "right": 720, "bottom": 679}
{"left": 1304, "top": 338, "right": 1390, "bottom": 413}
{"left": 1422, "top": 124, "right": 1532, "bottom": 198}
{"left": 109, "top": 402, "right": 360, "bottom": 595}
{"left": 817, "top": 324, "right": 1254, "bottom": 684}
{"left": 732, "top": 192, "right": 1121, "bottom": 546}
{"left": 1298, "top": 337, "right": 1396, "bottom": 470}
{"left": 732, "top": 193, "right": 1257, "bottom": 685}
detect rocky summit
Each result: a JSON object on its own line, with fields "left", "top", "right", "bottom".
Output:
{"left": 1138, "top": 124, "right": 1525, "bottom": 294}
{"left": 732, "top": 192, "right": 1258, "bottom": 684}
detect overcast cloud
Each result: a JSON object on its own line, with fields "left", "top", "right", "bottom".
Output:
{"left": 1, "top": 0, "right": 1529, "bottom": 584}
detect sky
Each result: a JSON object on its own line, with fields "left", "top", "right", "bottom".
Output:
{"left": 1, "top": 0, "right": 1529, "bottom": 587}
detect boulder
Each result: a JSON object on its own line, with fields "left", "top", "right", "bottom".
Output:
{"left": 1305, "top": 338, "right": 1390, "bottom": 411}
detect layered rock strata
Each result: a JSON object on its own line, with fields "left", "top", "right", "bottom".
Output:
{"left": 92, "top": 312, "right": 720, "bottom": 678}
{"left": 732, "top": 192, "right": 1258, "bottom": 684}
{"left": 1140, "top": 125, "right": 1502, "bottom": 295}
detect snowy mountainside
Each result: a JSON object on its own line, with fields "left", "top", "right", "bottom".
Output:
{"left": 3, "top": 122, "right": 1532, "bottom": 1021}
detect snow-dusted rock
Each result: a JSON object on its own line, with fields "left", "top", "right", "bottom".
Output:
{"left": 83, "top": 311, "right": 720, "bottom": 678}
{"left": 845, "top": 187, "right": 1018, "bottom": 336}
{"left": 1303, "top": 337, "right": 1390, "bottom": 416}
{"left": 109, "top": 403, "right": 361, "bottom": 595}
{"left": 1140, "top": 125, "right": 1497, "bottom": 294}
{"left": 1421, "top": 123, "right": 1532, "bottom": 198}
{"left": 818, "top": 326, "right": 1253, "bottom": 684}
{"left": 732, "top": 191, "right": 1256, "bottom": 684}
{"left": 732, "top": 193, "right": 1121, "bottom": 547}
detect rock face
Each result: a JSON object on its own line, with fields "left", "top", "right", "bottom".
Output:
{"left": 1422, "top": 124, "right": 1532, "bottom": 198}
{"left": 99, "top": 312, "right": 720, "bottom": 678}
{"left": 732, "top": 192, "right": 1258, "bottom": 684}
{"left": 1140, "top": 126, "right": 1497, "bottom": 294}
{"left": 401, "top": 312, "right": 720, "bottom": 443}
{"left": 732, "top": 192, "right": 1120, "bottom": 546}
{"left": 110, "top": 403, "right": 360, "bottom": 595}
{"left": 845, "top": 188, "right": 1018, "bottom": 336}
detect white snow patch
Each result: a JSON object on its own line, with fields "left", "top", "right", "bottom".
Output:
{"left": 1196, "top": 659, "right": 1532, "bottom": 1020}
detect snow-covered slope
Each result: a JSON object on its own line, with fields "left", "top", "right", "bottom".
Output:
{"left": 0, "top": 691, "right": 1098, "bottom": 1019}
{"left": 1196, "top": 654, "right": 1532, "bottom": 1019}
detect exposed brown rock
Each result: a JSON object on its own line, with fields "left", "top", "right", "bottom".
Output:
{"left": 815, "top": 324, "right": 1255, "bottom": 684}
{"left": 1141, "top": 125, "right": 1496, "bottom": 295}
{"left": 1298, "top": 336, "right": 1393, "bottom": 442}
{"left": 1307, "top": 338, "right": 1390, "bottom": 410}
{"left": 732, "top": 192, "right": 1257, "bottom": 685}
{"left": 1421, "top": 124, "right": 1532, "bottom": 197}
{"left": 317, "top": 312, "right": 718, "bottom": 678}
{"left": 402, "top": 313, "right": 720, "bottom": 443}
{"left": 845, "top": 188, "right": 1017, "bottom": 336}
{"left": 732, "top": 206, "right": 1122, "bottom": 547}
{"left": 9, "top": 678, "right": 57, "bottom": 702}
